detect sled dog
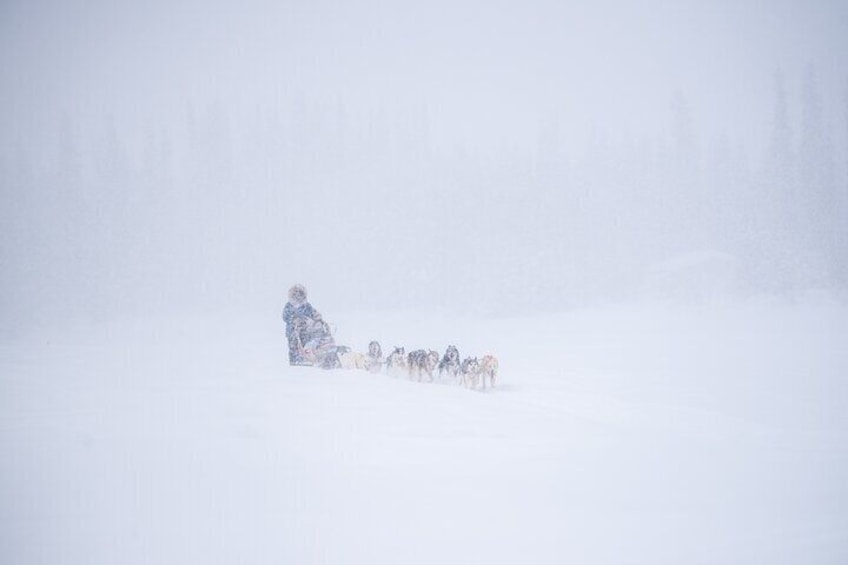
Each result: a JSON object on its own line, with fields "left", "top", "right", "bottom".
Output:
{"left": 479, "top": 355, "right": 498, "bottom": 389}
{"left": 438, "top": 345, "right": 461, "bottom": 380}
{"left": 460, "top": 357, "right": 480, "bottom": 389}
{"left": 339, "top": 350, "right": 370, "bottom": 370}
{"left": 366, "top": 341, "right": 383, "bottom": 373}
{"left": 385, "top": 347, "right": 407, "bottom": 376}
{"left": 408, "top": 349, "right": 440, "bottom": 382}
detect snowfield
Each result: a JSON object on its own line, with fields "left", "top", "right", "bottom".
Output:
{"left": 2, "top": 295, "right": 847, "bottom": 564}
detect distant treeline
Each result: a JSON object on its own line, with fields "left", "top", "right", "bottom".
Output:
{"left": 2, "top": 69, "right": 847, "bottom": 326}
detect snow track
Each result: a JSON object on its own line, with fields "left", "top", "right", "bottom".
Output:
{"left": 2, "top": 298, "right": 847, "bottom": 564}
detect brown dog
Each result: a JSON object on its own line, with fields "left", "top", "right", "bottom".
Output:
{"left": 479, "top": 355, "right": 499, "bottom": 389}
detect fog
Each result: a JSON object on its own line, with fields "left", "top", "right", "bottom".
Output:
{"left": 2, "top": 0, "right": 848, "bottom": 326}
{"left": 3, "top": 4, "right": 848, "bottom": 563}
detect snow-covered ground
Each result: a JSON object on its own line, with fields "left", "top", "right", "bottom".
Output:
{"left": 2, "top": 295, "right": 847, "bottom": 564}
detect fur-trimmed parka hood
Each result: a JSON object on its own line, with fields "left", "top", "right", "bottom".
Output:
{"left": 288, "top": 284, "right": 307, "bottom": 305}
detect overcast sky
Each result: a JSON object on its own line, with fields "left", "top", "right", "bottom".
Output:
{"left": 3, "top": 0, "right": 847, "bottom": 157}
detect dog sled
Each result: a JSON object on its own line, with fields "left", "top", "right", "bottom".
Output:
{"left": 290, "top": 316, "right": 341, "bottom": 369}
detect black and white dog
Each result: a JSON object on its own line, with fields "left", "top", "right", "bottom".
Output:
{"left": 408, "top": 349, "right": 440, "bottom": 382}
{"left": 385, "top": 346, "right": 407, "bottom": 376}
{"left": 460, "top": 357, "right": 480, "bottom": 389}
{"left": 438, "top": 345, "right": 461, "bottom": 380}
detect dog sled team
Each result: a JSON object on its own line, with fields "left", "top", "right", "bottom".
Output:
{"left": 378, "top": 344, "right": 499, "bottom": 390}
{"left": 282, "top": 284, "right": 499, "bottom": 390}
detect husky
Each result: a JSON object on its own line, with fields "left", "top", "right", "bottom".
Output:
{"left": 385, "top": 347, "right": 407, "bottom": 376}
{"left": 408, "top": 349, "right": 440, "bottom": 382}
{"left": 479, "top": 355, "right": 499, "bottom": 389}
{"left": 338, "top": 348, "right": 370, "bottom": 370}
{"left": 366, "top": 340, "right": 383, "bottom": 373}
{"left": 460, "top": 357, "right": 480, "bottom": 389}
{"left": 438, "top": 345, "right": 461, "bottom": 381}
